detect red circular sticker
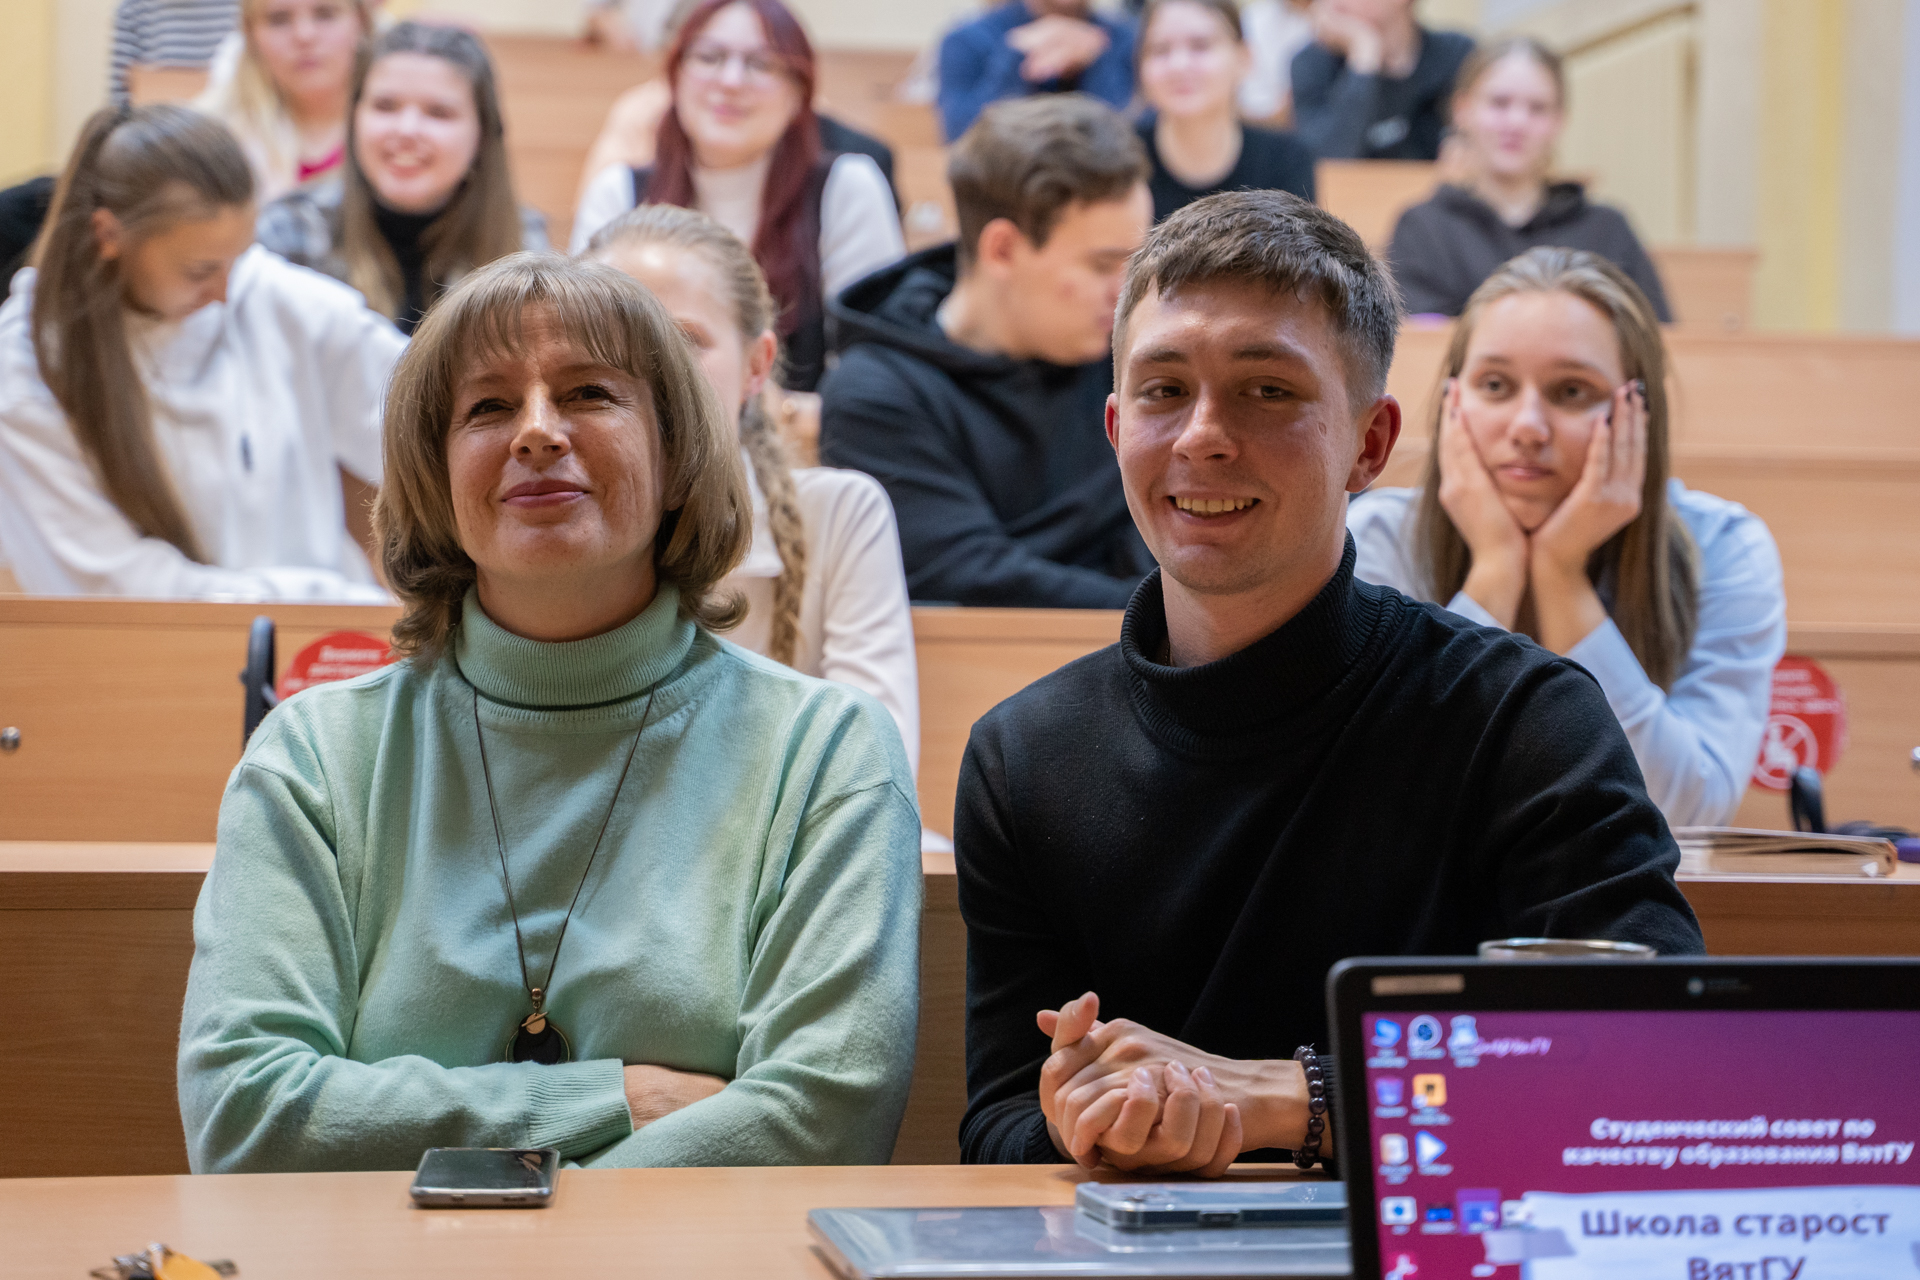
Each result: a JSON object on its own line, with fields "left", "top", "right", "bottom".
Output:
{"left": 277, "top": 631, "right": 397, "bottom": 701}
{"left": 1751, "top": 656, "right": 1848, "bottom": 791}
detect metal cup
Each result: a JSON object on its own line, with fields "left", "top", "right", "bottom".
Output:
{"left": 1477, "top": 938, "right": 1657, "bottom": 961}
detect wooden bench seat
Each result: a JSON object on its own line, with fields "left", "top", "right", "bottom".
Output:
{"left": 3, "top": 602, "right": 1916, "bottom": 842}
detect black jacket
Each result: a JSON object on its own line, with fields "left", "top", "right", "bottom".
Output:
{"left": 1389, "top": 182, "right": 1673, "bottom": 320}
{"left": 957, "top": 547, "right": 1704, "bottom": 1164}
{"left": 819, "top": 245, "right": 1153, "bottom": 607}
{"left": 1291, "top": 27, "right": 1474, "bottom": 161}
{"left": 0, "top": 175, "right": 54, "bottom": 282}
{"left": 1138, "top": 120, "right": 1317, "bottom": 223}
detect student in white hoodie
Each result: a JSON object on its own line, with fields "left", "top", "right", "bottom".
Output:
{"left": 589, "top": 203, "right": 921, "bottom": 781}
{"left": 0, "top": 104, "right": 404, "bottom": 601}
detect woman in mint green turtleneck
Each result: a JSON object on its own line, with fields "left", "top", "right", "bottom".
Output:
{"left": 177, "top": 253, "right": 924, "bottom": 1172}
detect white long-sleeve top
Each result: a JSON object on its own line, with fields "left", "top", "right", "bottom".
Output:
{"left": 723, "top": 459, "right": 920, "bottom": 777}
{"left": 0, "top": 246, "right": 404, "bottom": 601}
{"left": 569, "top": 153, "right": 905, "bottom": 304}
{"left": 1348, "top": 481, "right": 1787, "bottom": 827}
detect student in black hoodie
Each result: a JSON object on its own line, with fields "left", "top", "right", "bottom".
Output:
{"left": 1388, "top": 37, "right": 1670, "bottom": 320}
{"left": 819, "top": 94, "right": 1157, "bottom": 608}
{"left": 956, "top": 190, "right": 1703, "bottom": 1174}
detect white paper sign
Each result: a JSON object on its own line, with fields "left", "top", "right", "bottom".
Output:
{"left": 1509, "top": 1187, "right": 1920, "bottom": 1279}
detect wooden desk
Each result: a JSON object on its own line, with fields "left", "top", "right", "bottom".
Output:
{"left": 3, "top": 1163, "right": 1320, "bottom": 1280}
{"left": 1681, "top": 862, "right": 1920, "bottom": 956}
{"left": 912, "top": 608, "right": 1120, "bottom": 839}
{"left": 0, "top": 843, "right": 966, "bottom": 1177}
{"left": 1316, "top": 159, "right": 1437, "bottom": 249}
{"left": 9, "top": 839, "right": 1914, "bottom": 1184}
{"left": 1651, "top": 246, "right": 1758, "bottom": 332}
{"left": 0, "top": 598, "right": 403, "bottom": 842}
{"left": 0, "top": 600, "right": 1121, "bottom": 845}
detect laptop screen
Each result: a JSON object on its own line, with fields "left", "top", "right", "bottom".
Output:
{"left": 1359, "top": 1007, "right": 1920, "bottom": 1279}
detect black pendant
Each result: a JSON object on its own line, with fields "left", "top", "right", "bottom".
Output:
{"left": 507, "top": 1011, "right": 572, "bottom": 1065}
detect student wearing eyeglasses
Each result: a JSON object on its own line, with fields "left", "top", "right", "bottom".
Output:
{"left": 568, "top": 0, "right": 904, "bottom": 392}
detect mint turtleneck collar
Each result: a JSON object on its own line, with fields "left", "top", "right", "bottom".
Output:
{"left": 453, "top": 583, "right": 696, "bottom": 709}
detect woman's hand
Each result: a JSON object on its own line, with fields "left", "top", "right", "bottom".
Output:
{"left": 623, "top": 1063, "right": 728, "bottom": 1129}
{"left": 1530, "top": 382, "right": 1645, "bottom": 654}
{"left": 1435, "top": 379, "right": 1529, "bottom": 628}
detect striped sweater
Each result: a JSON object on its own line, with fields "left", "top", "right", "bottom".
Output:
{"left": 110, "top": 0, "right": 239, "bottom": 102}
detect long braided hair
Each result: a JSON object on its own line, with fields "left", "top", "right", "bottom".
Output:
{"left": 588, "top": 203, "right": 808, "bottom": 665}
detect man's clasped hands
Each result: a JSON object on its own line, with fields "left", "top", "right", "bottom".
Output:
{"left": 1036, "top": 992, "right": 1326, "bottom": 1175}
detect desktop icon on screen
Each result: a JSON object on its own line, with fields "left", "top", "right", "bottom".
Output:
{"left": 1373, "top": 1019, "right": 1403, "bottom": 1049}
{"left": 1456, "top": 1188, "right": 1501, "bottom": 1232}
{"left": 1384, "top": 1253, "right": 1419, "bottom": 1280}
{"left": 1381, "top": 1197, "right": 1417, "bottom": 1226}
{"left": 1380, "top": 1134, "right": 1410, "bottom": 1166}
{"left": 1375, "top": 1077, "right": 1405, "bottom": 1108}
{"left": 1412, "top": 1073, "right": 1446, "bottom": 1109}
{"left": 1415, "top": 1132, "right": 1448, "bottom": 1167}
{"left": 1408, "top": 1015, "right": 1443, "bottom": 1053}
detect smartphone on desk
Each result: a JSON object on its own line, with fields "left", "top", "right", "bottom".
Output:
{"left": 410, "top": 1147, "right": 561, "bottom": 1208}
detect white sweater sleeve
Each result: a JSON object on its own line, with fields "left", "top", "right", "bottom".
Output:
{"left": 803, "top": 470, "right": 921, "bottom": 776}
{"left": 0, "top": 388, "right": 389, "bottom": 602}
{"left": 570, "top": 164, "right": 639, "bottom": 255}
{"left": 304, "top": 273, "right": 407, "bottom": 486}
{"left": 1565, "top": 501, "right": 1785, "bottom": 826}
{"left": 818, "top": 154, "right": 905, "bottom": 304}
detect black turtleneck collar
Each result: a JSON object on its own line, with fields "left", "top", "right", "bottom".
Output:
{"left": 372, "top": 199, "right": 436, "bottom": 335}
{"left": 1119, "top": 535, "right": 1389, "bottom": 755}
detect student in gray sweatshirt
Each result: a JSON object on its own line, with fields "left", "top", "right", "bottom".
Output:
{"left": 1387, "top": 36, "right": 1671, "bottom": 320}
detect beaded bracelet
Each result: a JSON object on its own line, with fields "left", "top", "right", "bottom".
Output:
{"left": 1293, "top": 1044, "right": 1328, "bottom": 1170}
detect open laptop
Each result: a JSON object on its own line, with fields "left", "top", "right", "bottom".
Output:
{"left": 1326, "top": 957, "right": 1920, "bottom": 1280}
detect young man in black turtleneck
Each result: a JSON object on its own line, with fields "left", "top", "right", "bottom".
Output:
{"left": 955, "top": 190, "right": 1704, "bottom": 1175}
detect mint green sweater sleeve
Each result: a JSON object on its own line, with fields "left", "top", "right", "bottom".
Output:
{"left": 179, "top": 740, "right": 635, "bottom": 1172}
{"left": 178, "top": 589, "right": 923, "bottom": 1173}
{"left": 584, "top": 768, "right": 923, "bottom": 1167}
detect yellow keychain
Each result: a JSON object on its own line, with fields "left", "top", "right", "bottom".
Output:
{"left": 148, "top": 1244, "right": 227, "bottom": 1280}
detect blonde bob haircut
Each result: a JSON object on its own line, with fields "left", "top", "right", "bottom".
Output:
{"left": 376, "top": 251, "right": 752, "bottom": 660}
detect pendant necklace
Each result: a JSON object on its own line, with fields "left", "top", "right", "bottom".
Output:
{"left": 471, "top": 684, "right": 653, "bottom": 1065}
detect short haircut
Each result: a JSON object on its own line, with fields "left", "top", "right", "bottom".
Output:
{"left": 1112, "top": 189, "right": 1403, "bottom": 408}
{"left": 948, "top": 94, "right": 1149, "bottom": 272}
{"left": 376, "top": 252, "right": 751, "bottom": 660}
{"left": 1139, "top": 0, "right": 1242, "bottom": 45}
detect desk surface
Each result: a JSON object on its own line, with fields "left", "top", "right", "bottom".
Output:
{"left": 0, "top": 1164, "right": 1316, "bottom": 1279}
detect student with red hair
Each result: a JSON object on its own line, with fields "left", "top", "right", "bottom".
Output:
{"left": 570, "top": 0, "right": 903, "bottom": 391}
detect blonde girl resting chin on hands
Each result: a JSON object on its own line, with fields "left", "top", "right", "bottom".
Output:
{"left": 1348, "top": 246, "right": 1785, "bottom": 828}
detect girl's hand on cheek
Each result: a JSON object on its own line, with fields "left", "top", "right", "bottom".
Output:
{"left": 1436, "top": 379, "right": 1529, "bottom": 627}
{"left": 1532, "top": 380, "right": 1645, "bottom": 578}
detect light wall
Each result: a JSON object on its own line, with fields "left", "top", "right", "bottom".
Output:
{"left": 0, "top": 0, "right": 55, "bottom": 185}
{"left": 1473, "top": 0, "right": 1920, "bottom": 332}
